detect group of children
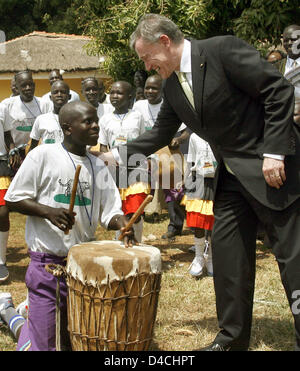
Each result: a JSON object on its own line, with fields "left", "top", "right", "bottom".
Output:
{"left": 0, "top": 68, "right": 216, "bottom": 351}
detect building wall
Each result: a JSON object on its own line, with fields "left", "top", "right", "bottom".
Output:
{"left": 0, "top": 71, "right": 111, "bottom": 102}
{"left": 0, "top": 79, "right": 11, "bottom": 101}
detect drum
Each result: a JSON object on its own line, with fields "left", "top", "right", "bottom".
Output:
{"left": 65, "top": 240, "right": 161, "bottom": 351}
{"left": 154, "top": 146, "right": 185, "bottom": 189}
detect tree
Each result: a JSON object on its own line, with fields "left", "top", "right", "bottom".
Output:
{"left": 78, "top": 0, "right": 300, "bottom": 82}
{"left": 0, "top": 0, "right": 83, "bottom": 41}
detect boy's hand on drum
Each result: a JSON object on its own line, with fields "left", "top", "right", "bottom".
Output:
{"left": 108, "top": 214, "right": 138, "bottom": 248}
{"left": 121, "top": 226, "right": 138, "bottom": 248}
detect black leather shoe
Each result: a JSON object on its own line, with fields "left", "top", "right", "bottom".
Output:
{"left": 199, "top": 342, "right": 231, "bottom": 351}
{"left": 161, "top": 230, "right": 181, "bottom": 240}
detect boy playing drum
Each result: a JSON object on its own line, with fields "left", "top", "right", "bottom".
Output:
{"left": 1, "top": 101, "right": 135, "bottom": 351}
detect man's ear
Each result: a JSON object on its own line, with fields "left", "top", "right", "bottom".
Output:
{"left": 159, "top": 34, "right": 171, "bottom": 48}
{"left": 61, "top": 122, "right": 72, "bottom": 136}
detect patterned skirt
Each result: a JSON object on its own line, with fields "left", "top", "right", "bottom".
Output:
{"left": 0, "top": 175, "right": 11, "bottom": 206}
{"left": 181, "top": 178, "right": 214, "bottom": 230}
{"left": 119, "top": 182, "right": 151, "bottom": 215}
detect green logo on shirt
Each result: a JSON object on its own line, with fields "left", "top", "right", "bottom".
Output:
{"left": 54, "top": 194, "right": 91, "bottom": 206}
{"left": 16, "top": 125, "right": 32, "bottom": 132}
{"left": 55, "top": 179, "right": 91, "bottom": 206}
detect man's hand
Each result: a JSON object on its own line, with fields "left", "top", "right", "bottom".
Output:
{"left": 262, "top": 157, "right": 286, "bottom": 189}
{"left": 168, "top": 138, "right": 180, "bottom": 150}
{"left": 97, "top": 151, "right": 118, "bottom": 166}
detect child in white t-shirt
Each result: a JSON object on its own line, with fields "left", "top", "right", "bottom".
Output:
{"left": 41, "top": 69, "right": 80, "bottom": 112}
{"left": 0, "top": 103, "right": 20, "bottom": 282}
{"left": 28, "top": 80, "right": 70, "bottom": 151}
{"left": 81, "top": 77, "right": 114, "bottom": 121}
{"left": 133, "top": 74, "right": 163, "bottom": 131}
{"left": 4, "top": 71, "right": 47, "bottom": 158}
{"left": 182, "top": 133, "right": 216, "bottom": 277}
{"left": 98, "top": 81, "right": 149, "bottom": 242}
{"left": 2, "top": 101, "right": 134, "bottom": 351}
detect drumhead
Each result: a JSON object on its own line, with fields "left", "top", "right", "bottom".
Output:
{"left": 66, "top": 240, "right": 161, "bottom": 286}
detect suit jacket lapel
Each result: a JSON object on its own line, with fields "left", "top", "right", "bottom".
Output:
{"left": 191, "top": 39, "right": 206, "bottom": 115}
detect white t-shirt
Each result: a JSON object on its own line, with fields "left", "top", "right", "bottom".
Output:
{"left": 41, "top": 90, "right": 80, "bottom": 113}
{"left": 4, "top": 96, "right": 47, "bottom": 147}
{"left": 133, "top": 99, "right": 162, "bottom": 131}
{"left": 0, "top": 103, "right": 13, "bottom": 156}
{"left": 97, "top": 103, "right": 114, "bottom": 121}
{"left": 1, "top": 96, "right": 14, "bottom": 107}
{"left": 5, "top": 143, "right": 123, "bottom": 256}
{"left": 30, "top": 112, "right": 63, "bottom": 144}
{"left": 187, "top": 133, "right": 216, "bottom": 174}
{"left": 98, "top": 110, "right": 145, "bottom": 149}
{"left": 133, "top": 99, "right": 186, "bottom": 132}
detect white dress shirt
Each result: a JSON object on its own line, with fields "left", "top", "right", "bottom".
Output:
{"left": 284, "top": 56, "right": 300, "bottom": 75}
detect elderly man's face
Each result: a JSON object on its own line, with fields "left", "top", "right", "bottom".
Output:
{"left": 135, "top": 36, "right": 178, "bottom": 79}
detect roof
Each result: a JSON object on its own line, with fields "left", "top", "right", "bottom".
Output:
{"left": 0, "top": 31, "right": 101, "bottom": 73}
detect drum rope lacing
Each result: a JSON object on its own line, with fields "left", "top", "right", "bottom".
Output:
{"left": 67, "top": 272, "right": 161, "bottom": 350}
{"left": 45, "top": 263, "right": 67, "bottom": 351}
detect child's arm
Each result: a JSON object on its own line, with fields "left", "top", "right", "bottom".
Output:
{"left": 27, "top": 139, "right": 39, "bottom": 153}
{"left": 4, "top": 130, "right": 20, "bottom": 169}
{"left": 6, "top": 199, "right": 75, "bottom": 232}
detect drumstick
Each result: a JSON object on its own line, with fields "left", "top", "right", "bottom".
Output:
{"left": 64, "top": 165, "right": 81, "bottom": 235}
{"left": 118, "top": 194, "right": 153, "bottom": 241}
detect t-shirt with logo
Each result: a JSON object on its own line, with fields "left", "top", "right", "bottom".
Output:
{"left": 30, "top": 112, "right": 64, "bottom": 144}
{"left": 4, "top": 96, "right": 48, "bottom": 147}
{"left": 0, "top": 103, "right": 13, "bottom": 156}
{"left": 132, "top": 99, "right": 162, "bottom": 131}
{"left": 5, "top": 143, "right": 123, "bottom": 256}
{"left": 98, "top": 110, "right": 145, "bottom": 149}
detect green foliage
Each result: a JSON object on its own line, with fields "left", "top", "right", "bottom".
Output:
{"left": 0, "top": 0, "right": 82, "bottom": 40}
{"left": 232, "top": 0, "right": 300, "bottom": 51}
{"left": 0, "top": 0, "right": 299, "bottom": 79}
{"left": 80, "top": 0, "right": 299, "bottom": 81}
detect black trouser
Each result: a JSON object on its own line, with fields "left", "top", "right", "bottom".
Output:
{"left": 212, "top": 169, "right": 300, "bottom": 350}
{"left": 167, "top": 200, "right": 185, "bottom": 234}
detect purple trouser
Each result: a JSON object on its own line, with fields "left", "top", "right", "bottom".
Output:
{"left": 17, "top": 251, "right": 69, "bottom": 351}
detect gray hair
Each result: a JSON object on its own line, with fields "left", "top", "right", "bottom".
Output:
{"left": 130, "top": 13, "right": 184, "bottom": 50}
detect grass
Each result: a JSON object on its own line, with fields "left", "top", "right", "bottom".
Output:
{"left": 0, "top": 212, "right": 295, "bottom": 351}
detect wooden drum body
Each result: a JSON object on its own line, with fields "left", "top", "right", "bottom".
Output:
{"left": 65, "top": 240, "right": 161, "bottom": 351}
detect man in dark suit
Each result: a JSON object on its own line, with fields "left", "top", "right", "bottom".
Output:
{"left": 101, "top": 14, "right": 300, "bottom": 351}
{"left": 275, "top": 24, "right": 300, "bottom": 75}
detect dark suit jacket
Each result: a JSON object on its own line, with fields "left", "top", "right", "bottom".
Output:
{"left": 120, "top": 36, "right": 298, "bottom": 210}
